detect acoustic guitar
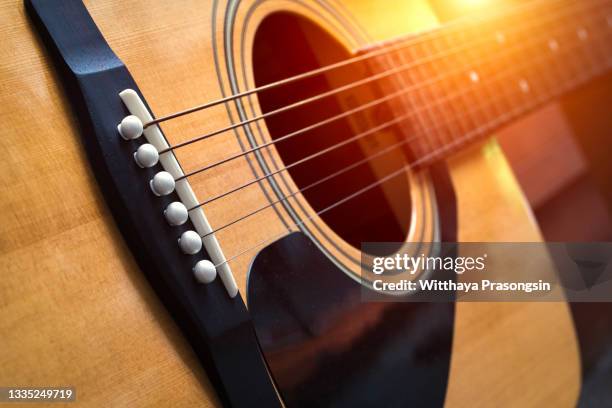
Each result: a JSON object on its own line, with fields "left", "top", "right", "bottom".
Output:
{"left": 1, "top": 0, "right": 611, "bottom": 406}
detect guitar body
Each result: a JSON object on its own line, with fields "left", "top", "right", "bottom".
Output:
{"left": 0, "top": 0, "right": 581, "bottom": 406}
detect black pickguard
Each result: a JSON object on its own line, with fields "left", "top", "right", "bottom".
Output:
{"left": 248, "top": 163, "right": 457, "bottom": 407}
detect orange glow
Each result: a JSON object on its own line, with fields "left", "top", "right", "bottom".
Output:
{"left": 459, "top": 0, "right": 490, "bottom": 7}
{"left": 452, "top": 0, "right": 502, "bottom": 14}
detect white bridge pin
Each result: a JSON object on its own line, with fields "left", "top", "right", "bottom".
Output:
{"left": 150, "top": 171, "right": 175, "bottom": 196}
{"left": 165, "top": 201, "right": 189, "bottom": 226}
{"left": 118, "top": 115, "right": 143, "bottom": 140}
{"left": 179, "top": 230, "right": 202, "bottom": 255}
{"left": 134, "top": 143, "right": 159, "bottom": 168}
{"left": 119, "top": 88, "right": 237, "bottom": 298}
{"left": 193, "top": 260, "right": 217, "bottom": 284}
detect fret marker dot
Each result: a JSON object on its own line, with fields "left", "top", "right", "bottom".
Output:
{"left": 548, "top": 39, "right": 559, "bottom": 52}
{"left": 495, "top": 31, "right": 506, "bottom": 44}
{"left": 577, "top": 28, "right": 588, "bottom": 41}
{"left": 469, "top": 71, "right": 480, "bottom": 83}
{"left": 519, "top": 79, "right": 530, "bottom": 93}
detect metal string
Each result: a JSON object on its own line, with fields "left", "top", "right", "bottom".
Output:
{"left": 216, "top": 54, "right": 608, "bottom": 269}
{"left": 162, "top": 0, "right": 601, "bottom": 159}
{"left": 144, "top": 0, "right": 584, "bottom": 130}
{"left": 179, "top": 8, "right": 607, "bottom": 196}
{"left": 213, "top": 32, "right": 611, "bottom": 267}
{"left": 200, "top": 137, "right": 413, "bottom": 238}
{"left": 204, "top": 39, "right": 601, "bottom": 238}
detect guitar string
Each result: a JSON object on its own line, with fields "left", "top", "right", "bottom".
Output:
{"left": 200, "top": 137, "right": 414, "bottom": 237}
{"left": 172, "top": 1, "right": 607, "bottom": 183}
{"left": 207, "top": 29, "right": 612, "bottom": 242}
{"left": 144, "top": 0, "right": 553, "bottom": 128}
{"left": 162, "top": 0, "right": 602, "bottom": 159}
{"left": 216, "top": 52, "right": 608, "bottom": 269}
{"left": 202, "top": 29, "right": 609, "bottom": 240}
{"left": 144, "top": 0, "right": 588, "bottom": 129}
{"left": 219, "top": 116, "right": 529, "bottom": 269}
{"left": 190, "top": 114, "right": 411, "bottom": 212}
{"left": 188, "top": 14, "right": 592, "bottom": 214}
{"left": 180, "top": 8, "right": 608, "bottom": 203}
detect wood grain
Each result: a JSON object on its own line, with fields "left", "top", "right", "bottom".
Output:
{"left": 0, "top": 0, "right": 579, "bottom": 406}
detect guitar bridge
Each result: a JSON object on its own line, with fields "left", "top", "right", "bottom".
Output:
{"left": 25, "top": 0, "right": 281, "bottom": 406}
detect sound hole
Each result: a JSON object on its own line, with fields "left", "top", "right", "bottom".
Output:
{"left": 252, "top": 12, "right": 411, "bottom": 250}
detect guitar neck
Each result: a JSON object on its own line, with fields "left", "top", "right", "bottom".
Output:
{"left": 373, "top": 0, "right": 612, "bottom": 164}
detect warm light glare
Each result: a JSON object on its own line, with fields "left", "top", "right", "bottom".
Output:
{"left": 458, "top": 0, "right": 492, "bottom": 9}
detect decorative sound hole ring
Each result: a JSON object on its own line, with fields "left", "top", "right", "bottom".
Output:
{"left": 212, "top": 0, "right": 441, "bottom": 287}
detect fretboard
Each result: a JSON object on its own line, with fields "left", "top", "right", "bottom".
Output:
{"left": 369, "top": 0, "right": 612, "bottom": 165}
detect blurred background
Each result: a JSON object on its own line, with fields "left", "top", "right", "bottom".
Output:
{"left": 429, "top": 0, "right": 612, "bottom": 405}
{"left": 430, "top": 0, "right": 612, "bottom": 242}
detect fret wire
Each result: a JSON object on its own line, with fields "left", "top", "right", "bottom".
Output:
{"left": 542, "top": 17, "right": 572, "bottom": 92}
{"left": 522, "top": 17, "right": 549, "bottom": 100}
{"left": 588, "top": 6, "right": 612, "bottom": 67}
{"left": 542, "top": 13, "right": 568, "bottom": 91}
{"left": 396, "top": 45, "right": 432, "bottom": 159}
{"left": 394, "top": 46, "right": 421, "bottom": 158}
{"left": 549, "top": 11, "right": 576, "bottom": 84}
{"left": 494, "top": 13, "right": 524, "bottom": 111}
{"left": 427, "top": 35, "right": 455, "bottom": 146}
{"left": 584, "top": 4, "right": 612, "bottom": 65}
{"left": 426, "top": 39, "right": 452, "bottom": 158}
{"left": 444, "top": 45, "right": 468, "bottom": 140}
{"left": 581, "top": 10, "right": 605, "bottom": 71}
{"left": 458, "top": 28, "right": 488, "bottom": 129}
{"left": 465, "top": 9, "right": 505, "bottom": 120}
{"left": 390, "top": 51, "right": 420, "bottom": 142}
{"left": 567, "top": 12, "right": 592, "bottom": 79}
{"left": 379, "top": 46, "right": 421, "bottom": 158}
{"left": 408, "top": 41, "right": 440, "bottom": 159}
{"left": 512, "top": 13, "right": 545, "bottom": 104}
{"left": 475, "top": 26, "right": 504, "bottom": 122}
{"left": 577, "top": 10, "right": 599, "bottom": 67}
{"left": 422, "top": 36, "right": 446, "bottom": 147}
{"left": 549, "top": 17, "right": 579, "bottom": 93}
{"left": 452, "top": 33, "right": 482, "bottom": 132}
